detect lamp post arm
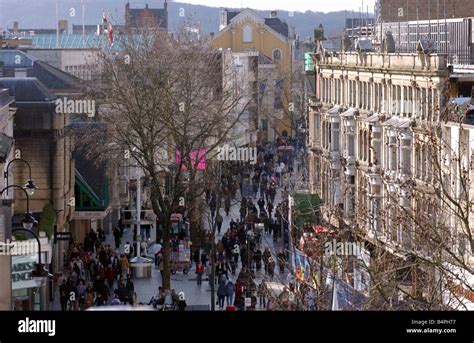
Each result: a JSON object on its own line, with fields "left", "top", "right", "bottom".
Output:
{"left": 5, "top": 158, "right": 33, "bottom": 180}
{"left": 4, "top": 159, "right": 33, "bottom": 196}
{"left": 0, "top": 185, "right": 30, "bottom": 214}
{"left": 11, "top": 228, "right": 42, "bottom": 265}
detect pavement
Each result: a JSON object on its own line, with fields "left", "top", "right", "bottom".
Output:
{"left": 51, "top": 166, "right": 294, "bottom": 311}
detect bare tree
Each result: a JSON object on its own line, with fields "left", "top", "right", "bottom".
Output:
{"left": 84, "top": 28, "right": 249, "bottom": 290}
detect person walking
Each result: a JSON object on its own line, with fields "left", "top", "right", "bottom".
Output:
{"left": 224, "top": 196, "right": 231, "bottom": 217}
{"left": 267, "top": 202, "right": 274, "bottom": 219}
{"left": 216, "top": 213, "right": 223, "bottom": 235}
{"left": 262, "top": 247, "right": 271, "bottom": 274}
{"left": 217, "top": 280, "right": 227, "bottom": 310}
{"left": 258, "top": 280, "right": 266, "bottom": 308}
{"left": 267, "top": 257, "right": 275, "bottom": 281}
{"left": 119, "top": 254, "right": 130, "bottom": 279}
{"left": 84, "top": 286, "right": 94, "bottom": 309}
{"left": 225, "top": 279, "right": 235, "bottom": 307}
{"left": 59, "top": 279, "right": 69, "bottom": 311}
{"left": 277, "top": 249, "right": 286, "bottom": 274}
{"left": 195, "top": 261, "right": 204, "bottom": 286}
{"left": 257, "top": 197, "right": 265, "bottom": 214}
{"left": 113, "top": 226, "right": 122, "bottom": 250}
{"left": 153, "top": 242, "right": 162, "bottom": 266}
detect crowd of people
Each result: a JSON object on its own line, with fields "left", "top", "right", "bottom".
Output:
{"left": 57, "top": 139, "right": 302, "bottom": 311}
{"left": 190, "top": 141, "right": 296, "bottom": 310}
{"left": 58, "top": 228, "right": 138, "bottom": 310}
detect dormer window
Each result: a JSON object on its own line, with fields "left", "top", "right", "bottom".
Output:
{"left": 243, "top": 25, "right": 253, "bottom": 43}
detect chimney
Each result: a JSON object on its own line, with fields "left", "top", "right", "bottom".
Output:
{"left": 270, "top": 11, "right": 277, "bottom": 18}
{"left": 219, "top": 9, "right": 228, "bottom": 31}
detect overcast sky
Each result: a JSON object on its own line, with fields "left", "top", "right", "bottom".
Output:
{"left": 176, "top": 0, "right": 376, "bottom": 13}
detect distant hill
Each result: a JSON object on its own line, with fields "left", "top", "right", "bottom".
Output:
{"left": 0, "top": 0, "right": 372, "bottom": 39}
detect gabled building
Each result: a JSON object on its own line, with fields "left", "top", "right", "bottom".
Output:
{"left": 212, "top": 8, "right": 296, "bottom": 142}
{"left": 125, "top": 1, "right": 168, "bottom": 32}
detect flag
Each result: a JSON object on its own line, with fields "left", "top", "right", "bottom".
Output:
{"left": 101, "top": 11, "right": 114, "bottom": 45}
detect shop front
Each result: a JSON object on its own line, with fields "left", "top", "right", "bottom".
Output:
{"left": 11, "top": 235, "right": 52, "bottom": 311}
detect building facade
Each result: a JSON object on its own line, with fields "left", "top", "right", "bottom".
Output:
{"left": 212, "top": 9, "right": 296, "bottom": 141}
{"left": 125, "top": 1, "right": 168, "bottom": 32}
{"left": 307, "top": 46, "right": 474, "bottom": 307}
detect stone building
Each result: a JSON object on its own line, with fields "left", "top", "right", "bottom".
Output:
{"left": 307, "top": 44, "right": 474, "bottom": 307}
{"left": 125, "top": 1, "right": 168, "bottom": 32}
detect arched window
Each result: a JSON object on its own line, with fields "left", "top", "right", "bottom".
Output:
{"left": 273, "top": 49, "right": 282, "bottom": 61}
{"left": 243, "top": 25, "right": 253, "bottom": 43}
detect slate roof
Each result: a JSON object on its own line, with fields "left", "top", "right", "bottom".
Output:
{"left": 225, "top": 10, "right": 289, "bottom": 38}
{"left": 264, "top": 18, "right": 289, "bottom": 38}
{"left": 0, "top": 50, "right": 82, "bottom": 91}
{"left": 0, "top": 77, "right": 56, "bottom": 102}
{"left": 0, "top": 49, "right": 37, "bottom": 68}
{"left": 0, "top": 133, "right": 14, "bottom": 163}
{"left": 226, "top": 11, "right": 240, "bottom": 24}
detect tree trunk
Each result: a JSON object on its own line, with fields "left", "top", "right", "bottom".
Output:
{"left": 210, "top": 236, "right": 216, "bottom": 311}
{"left": 187, "top": 172, "right": 201, "bottom": 251}
{"left": 161, "top": 216, "right": 171, "bottom": 290}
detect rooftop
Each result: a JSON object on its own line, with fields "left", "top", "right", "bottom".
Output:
{"left": 0, "top": 77, "right": 56, "bottom": 102}
{"left": 0, "top": 50, "right": 82, "bottom": 90}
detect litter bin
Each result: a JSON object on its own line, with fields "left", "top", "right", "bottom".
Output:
{"left": 130, "top": 256, "right": 153, "bottom": 279}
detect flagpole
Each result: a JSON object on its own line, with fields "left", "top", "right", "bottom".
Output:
{"left": 82, "top": 0, "right": 85, "bottom": 37}
{"left": 56, "top": 0, "right": 59, "bottom": 48}
{"left": 82, "top": 0, "right": 85, "bottom": 47}
{"left": 331, "top": 273, "right": 339, "bottom": 310}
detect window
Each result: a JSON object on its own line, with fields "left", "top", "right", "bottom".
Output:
{"left": 274, "top": 79, "right": 283, "bottom": 109}
{"left": 273, "top": 49, "right": 282, "bottom": 61}
{"left": 348, "top": 135, "right": 355, "bottom": 156}
{"left": 332, "top": 123, "right": 340, "bottom": 152}
{"left": 314, "top": 114, "right": 321, "bottom": 129}
{"left": 243, "top": 25, "right": 253, "bottom": 42}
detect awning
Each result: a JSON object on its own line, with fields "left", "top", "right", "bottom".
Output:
{"left": 328, "top": 105, "right": 340, "bottom": 115}
{"left": 341, "top": 108, "right": 358, "bottom": 117}
{"left": 382, "top": 116, "right": 411, "bottom": 128}
{"left": 382, "top": 116, "right": 400, "bottom": 126}
{"left": 365, "top": 113, "right": 381, "bottom": 123}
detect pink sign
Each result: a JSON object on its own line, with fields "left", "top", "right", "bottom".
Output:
{"left": 176, "top": 149, "right": 206, "bottom": 171}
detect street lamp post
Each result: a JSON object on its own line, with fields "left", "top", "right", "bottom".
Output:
{"left": 1, "top": 183, "right": 47, "bottom": 310}
{"left": 4, "top": 158, "right": 36, "bottom": 196}
{"left": 0, "top": 184, "right": 36, "bottom": 230}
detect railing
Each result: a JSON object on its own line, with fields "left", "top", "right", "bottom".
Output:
{"left": 320, "top": 52, "right": 448, "bottom": 72}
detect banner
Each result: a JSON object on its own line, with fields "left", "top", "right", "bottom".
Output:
{"left": 175, "top": 149, "right": 206, "bottom": 171}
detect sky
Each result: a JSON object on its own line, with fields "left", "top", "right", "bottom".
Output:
{"left": 176, "top": 0, "right": 376, "bottom": 13}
